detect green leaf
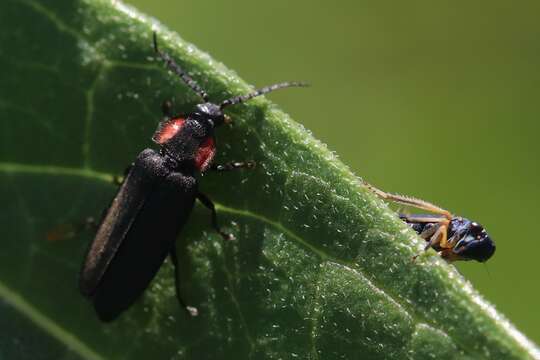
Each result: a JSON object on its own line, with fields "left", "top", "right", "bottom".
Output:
{"left": 1, "top": 0, "right": 538, "bottom": 359}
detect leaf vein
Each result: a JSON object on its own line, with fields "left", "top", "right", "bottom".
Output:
{"left": 82, "top": 65, "right": 108, "bottom": 168}
{"left": 215, "top": 204, "right": 459, "bottom": 350}
{"left": 20, "top": 0, "right": 86, "bottom": 40}
{"left": 0, "top": 280, "right": 104, "bottom": 360}
{"left": 0, "top": 162, "right": 114, "bottom": 182}
{"left": 220, "top": 249, "right": 256, "bottom": 354}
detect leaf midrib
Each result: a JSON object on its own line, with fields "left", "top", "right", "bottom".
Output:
{"left": 0, "top": 280, "right": 104, "bottom": 360}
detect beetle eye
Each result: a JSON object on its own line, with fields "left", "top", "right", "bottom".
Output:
{"left": 469, "top": 222, "right": 485, "bottom": 237}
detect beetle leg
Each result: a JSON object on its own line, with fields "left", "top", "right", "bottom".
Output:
{"left": 169, "top": 247, "right": 198, "bottom": 317}
{"left": 400, "top": 215, "right": 450, "bottom": 242}
{"left": 421, "top": 220, "right": 450, "bottom": 251}
{"left": 418, "top": 223, "right": 438, "bottom": 240}
{"left": 426, "top": 224, "right": 443, "bottom": 249}
{"left": 196, "top": 192, "right": 235, "bottom": 240}
{"left": 400, "top": 214, "right": 448, "bottom": 224}
{"left": 446, "top": 233, "right": 461, "bottom": 248}
{"left": 364, "top": 183, "right": 452, "bottom": 220}
{"left": 209, "top": 161, "right": 256, "bottom": 172}
{"left": 412, "top": 220, "right": 450, "bottom": 261}
{"left": 437, "top": 222, "right": 452, "bottom": 249}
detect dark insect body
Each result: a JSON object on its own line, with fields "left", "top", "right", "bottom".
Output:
{"left": 364, "top": 182, "right": 495, "bottom": 262}
{"left": 400, "top": 214, "right": 495, "bottom": 262}
{"left": 79, "top": 33, "right": 307, "bottom": 321}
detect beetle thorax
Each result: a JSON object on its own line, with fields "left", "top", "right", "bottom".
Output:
{"left": 153, "top": 117, "right": 216, "bottom": 172}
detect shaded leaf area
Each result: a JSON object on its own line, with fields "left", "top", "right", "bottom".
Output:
{"left": 0, "top": 299, "right": 84, "bottom": 360}
{"left": 0, "top": 0, "right": 538, "bottom": 359}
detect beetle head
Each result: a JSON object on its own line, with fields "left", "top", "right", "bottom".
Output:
{"left": 450, "top": 222, "right": 496, "bottom": 262}
{"left": 192, "top": 103, "right": 227, "bottom": 128}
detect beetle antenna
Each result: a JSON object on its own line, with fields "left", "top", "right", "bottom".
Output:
{"left": 153, "top": 32, "right": 209, "bottom": 101}
{"left": 220, "top": 81, "right": 309, "bottom": 109}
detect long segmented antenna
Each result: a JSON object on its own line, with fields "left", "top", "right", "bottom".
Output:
{"left": 153, "top": 32, "right": 209, "bottom": 101}
{"left": 220, "top": 81, "right": 309, "bottom": 109}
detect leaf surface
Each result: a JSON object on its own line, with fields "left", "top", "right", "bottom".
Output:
{"left": 0, "top": 0, "right": 538, "bottom": 359}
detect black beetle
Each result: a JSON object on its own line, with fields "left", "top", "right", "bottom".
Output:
{"left": 79, "top": 33, "right": 307, "bottom": 321}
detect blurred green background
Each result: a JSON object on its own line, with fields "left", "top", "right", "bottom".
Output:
{"left": 130, "top": 0, "right": 540, "bottom": 344}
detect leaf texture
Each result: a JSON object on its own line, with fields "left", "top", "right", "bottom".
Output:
{"left": 0, "top": 0, "right": 538, "bottom": 359}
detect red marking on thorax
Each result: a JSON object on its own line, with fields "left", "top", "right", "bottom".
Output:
{"left": 195, "top": 137, "right": 216, "bottom": 171}
{"left": 152, "top": 117, "right": 185, "bottom": 144}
